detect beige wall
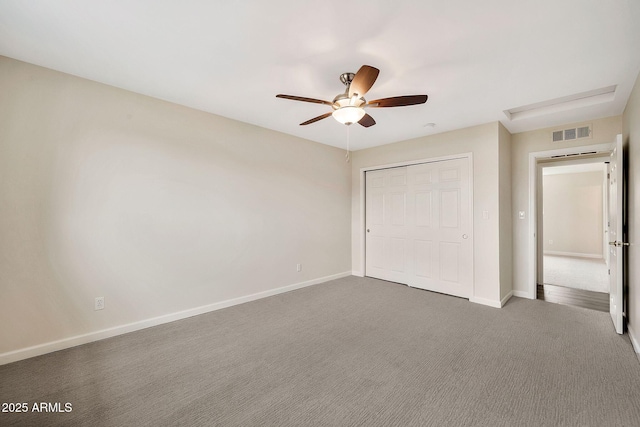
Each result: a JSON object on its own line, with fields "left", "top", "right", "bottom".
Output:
{"left": 542, "top": 171, "right": 604, "bottom": 257}
{"left": 511, "top": 116, "right": 622, "bottom": 296}
{"left": 623, "top": 70, "right": 640, "bottom": 353}
{"left": 498, "top": 123, "right": 513, "bottom": 300}
{"left": 351, "top": 122, "right": 504, "bottom": 305}
{"left": 0, "top": 57, "right": 351, "bottom": 358}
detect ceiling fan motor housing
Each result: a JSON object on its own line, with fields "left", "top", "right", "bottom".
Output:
{"left": 332, "top": 93, "right": 365, "bottom": 110}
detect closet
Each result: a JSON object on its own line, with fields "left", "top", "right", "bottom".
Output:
{"left": 365, "top": 157, "right": 472, "bottom": 298}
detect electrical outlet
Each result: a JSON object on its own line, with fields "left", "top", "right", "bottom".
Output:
{"left": 297, "top": 263, "right": 302, "bottom": 272}
{"left": 95, "top": 297, "right": 104, "bottom": 311}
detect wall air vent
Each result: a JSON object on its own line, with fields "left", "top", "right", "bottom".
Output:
{"left": 577, "top": 126, "right": 591, "bottom": 138}
{"left": 551, "top": 124, "right": 592, "bottom": 142}
{"left": 552, "top": 131, "right": 563, "bottom": 142}
{"left": 564, "top": 128, "right": 576, "bottom": 140}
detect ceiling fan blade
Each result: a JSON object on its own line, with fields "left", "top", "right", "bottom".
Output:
{"left": 300, "top": 111, "right": 333, "bottom": 126}
{"left": 348, "top": 65, "right": 380, "bottom": 98}
{"left": 367, "top": 95, "right": 428, "bottom": 108}
{"left": 358, "top": 113, "right": 376, "bottom": 128}
{"left": 276, "top": 94, "right": 333, "bottom": 106}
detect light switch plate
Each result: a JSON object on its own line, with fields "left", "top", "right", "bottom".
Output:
{"left": 519, "top": 211, "right": 525, "bottom": 219}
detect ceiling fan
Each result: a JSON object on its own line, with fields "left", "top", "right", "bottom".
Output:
{"left": 276, "top": 65, "right": 428, "bottom": 127}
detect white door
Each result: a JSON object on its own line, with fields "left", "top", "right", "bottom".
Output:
{"left": 365, "top": 167, "right": 409, "bottom": 284}
{"left": 608, "top": 134, "right": 625, "bottom": 334}
{"left": 407, "top": 159, "right": 472, "bottom": 297}
{"left": 365, "top": 158, "right": 472, "bottom": 298}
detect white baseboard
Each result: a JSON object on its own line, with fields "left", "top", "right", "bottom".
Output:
{"left": 628, "top": 325, "right": 640, "bottom": 355}
{"left": 513, "top": 290, "right": 533, "bottom": 299}
{"left": 543, "top": 251, "right": 603, "bottom": 259}
{"left": 469, "top": 296, "right": 503, "bottom": 308}
{"left": 500, "top": 291, "right": 513, "bottom": 307}
{"left": 470, "top": 291, "right": 512, "bottom": 308}
{"left": 0, "top": 271, "right": 352, "bottom": 366}
{"left": 352, "top": 270, "right": 364, "bottom": 277}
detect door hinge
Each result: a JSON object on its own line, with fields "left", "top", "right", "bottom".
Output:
{"left": 608, "top": 269, "right": 610, "bottom": 275}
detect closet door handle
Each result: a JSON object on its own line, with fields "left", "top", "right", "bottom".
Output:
{"left": 462, "top": 234, "right": 468, "bottom": 239}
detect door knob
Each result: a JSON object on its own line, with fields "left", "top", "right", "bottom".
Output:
{"left": 367, "top": 229, "right": 370, "bottom": 233}
{"left": 609, "top": 241, "right": 630, "bottom": 247}
{"left": 462, "top": 234, "right": 468, "bottom": 239}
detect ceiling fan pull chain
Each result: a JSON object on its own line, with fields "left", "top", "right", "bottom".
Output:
{"left": 345, "top": 125, "right": 350, "bottom": 163}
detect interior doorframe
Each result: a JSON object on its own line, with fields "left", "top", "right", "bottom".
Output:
{"left": 357, "top": 152, "right": 474, "bottom": 291}
{"left": 536, "top": 155, "right": 610, "bottom": 286}
{"left": 527, "top": 142, "right": 614, "bottom": 299}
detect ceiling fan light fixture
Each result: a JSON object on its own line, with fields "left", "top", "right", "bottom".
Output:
{"left": 332, "top": 106, "right": 366, "bottom": 125}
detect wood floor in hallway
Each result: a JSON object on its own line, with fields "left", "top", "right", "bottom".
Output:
{"left": 537, "top": 283, "right": 609, "bottom": 312}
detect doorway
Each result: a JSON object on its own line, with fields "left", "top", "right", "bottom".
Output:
{"left": 537, "top": 158, "right": 610, "bottom": 312}
{"left": 528, "top": 136, "right": 626, "bottom": 334}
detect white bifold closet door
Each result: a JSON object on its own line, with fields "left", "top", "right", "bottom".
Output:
{"left": 365, "top": 158, "right": 472, "bottom": 298}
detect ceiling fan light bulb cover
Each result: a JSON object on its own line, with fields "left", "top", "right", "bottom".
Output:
{"left": 332, "top": 106, "right": 366, "bottom": 125}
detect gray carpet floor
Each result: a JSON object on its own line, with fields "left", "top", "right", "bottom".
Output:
{"left": 543, "top": 255, "right": 609, "bottom": 293}
{"left": 1, "top": 276, "right": 639, "bottom": 426}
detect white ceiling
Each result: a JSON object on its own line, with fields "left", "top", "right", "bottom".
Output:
{"left": 1, "top": 0, "right": 639, "bottom": 151}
